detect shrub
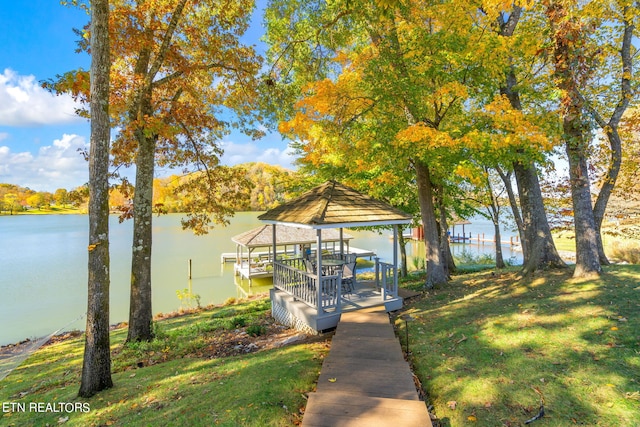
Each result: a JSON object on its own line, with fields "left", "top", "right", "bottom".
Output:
{"left": 226, "top": 315, "right": 247, "bottom": 330}
{"left": 610, "top": 241, "right": 640, "bottom": 264}
{"left": 247, "top": 324, "right": 267, "bottom": 337}
{"left": 454, "top": 250, "right": 495, "bottom": 265}
{"left": 411, "top": 256, "right": 425, "bottom": 271}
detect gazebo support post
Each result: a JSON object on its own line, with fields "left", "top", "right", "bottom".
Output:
{"left": 316, "top": 229, "right": 323, "bottom": 315}
{"left": 339, "top": 228, "right": 344, "bottom": 258}
{"left": 271, "top": 224, "right": 277, "bottom": 265}
{"left": 393, "top": 224, "right": 399, "bottom": 296}
{"left": 248, "top": 248, "right": 253, "bottom": 277}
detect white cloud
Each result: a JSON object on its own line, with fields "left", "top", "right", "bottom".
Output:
{"left": 0, "top": 132, "right": 8, "bottom": 141}
{"left": 0, "top": 134, "right": 89, "bottom": 191}
{"left": 0, "top": 69, "right": 84, "bottom": 127}
{"left": 220, "top": 141, "right": 297, "bottom": 170}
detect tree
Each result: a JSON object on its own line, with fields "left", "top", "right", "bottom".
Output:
{"left": 572, "top": 1, "right": 637, "bottom": 265}
{"left": 69, "top": 184, "right": 90, "bottom": 208}
{"left": 546, "top": 0, "right": 602, "bottom": 277}
{"left": 51, "top": 0, "right": 261, "bottom": 342}
{"left": 542, "top": 0, "right": 639, "bottom": 276}
{"left": 27, "top": 193, "right": 47, "bottom": 210}
{"left": 267, "top": 0, "right": 509, "bottom": 287}
{"left": 3, "top": 193, "right": 20, "bottom": 215}
{"left": 54, "top": 188, "right": 69, "bottom": 207}
{"left": 491, "top": 6, "right": 567, "bottom": 275}
{"left": 79, "top": 0, "right": 113, "bottom": 397}
{"left": 106, "top": 0, "right": 260, "bottom": 342}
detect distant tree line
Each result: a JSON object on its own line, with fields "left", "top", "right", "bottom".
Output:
{"left": 0, "top": 183, "right": 89, "bottom": 214}
{"left": 0, "top": 162, "right": 297, "bottom": 215}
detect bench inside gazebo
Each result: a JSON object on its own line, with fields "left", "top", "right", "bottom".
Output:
{"left": 258, "top": 181, "right": 412, "bottom": 334}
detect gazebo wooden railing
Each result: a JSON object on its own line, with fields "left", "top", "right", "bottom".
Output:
{"left": 375, "top": 259, "right": 398, "bottom": 299}
{"left": 273, "top": 258, "right": 342, "bottom": 313}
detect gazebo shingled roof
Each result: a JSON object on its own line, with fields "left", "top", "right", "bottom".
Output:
{"left": 258, "top": 181, "right": 412, "bottom": 228}
{"left": 232, "top": 225, "right": 353, "bottom": 248}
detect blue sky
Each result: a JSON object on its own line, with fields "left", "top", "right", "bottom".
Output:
{"left": 0, "top": 2, "right": 293, "bottom": 193}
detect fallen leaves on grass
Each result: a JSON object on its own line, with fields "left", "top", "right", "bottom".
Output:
{"left": 625, "top": 391, "right": 640, "bottom": 401}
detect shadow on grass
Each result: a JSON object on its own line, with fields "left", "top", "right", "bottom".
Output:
{"left": 397, "top": 265, "right": 640, "bottom": 426}
{"left": 1, "top": 341, "right": 328, "bottom": 427}
{"left": 0, "top": 298, "right": 328, "bottom": 427}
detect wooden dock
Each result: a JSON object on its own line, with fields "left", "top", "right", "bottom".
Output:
{"left": 220, "top": 247, "right": 376, "bottom": 263}
{"left": 302, "top": 308, "right": 432, "bottom": 427}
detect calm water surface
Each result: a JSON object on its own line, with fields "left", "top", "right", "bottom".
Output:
{"left": 0, "top": 212, "right": 519, "bottom": 345}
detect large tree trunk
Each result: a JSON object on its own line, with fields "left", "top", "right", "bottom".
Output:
{"left": 565, "top": 120, "right": 602, "bottom": 277}
{"left": 436, "top": 191, "right": 455, "bottom": 276}
{"left": 513, "top": 161, "right": 566, "bottom": 274}
{"left": 79, "top": 0, "right": 113, "bottom": 397}
{"left": 415, "top": 161, "right": 448, "bottom": 288}
{"left": 398, "top": 228, "right": 408, "bottom": 278}
{"left": 127, "top": 130, "right": 156, "bottom": 342}
{"left": 591, "top": 128, "right": 622, "bottom": 266}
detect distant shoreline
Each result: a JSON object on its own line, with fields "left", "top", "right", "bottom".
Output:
{"left": 0, "top": 207, "right": 86, "bottom": 216}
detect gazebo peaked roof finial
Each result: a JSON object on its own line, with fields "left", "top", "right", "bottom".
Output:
{"left": 258, "top": 180, "right": 412, "bottom": 229}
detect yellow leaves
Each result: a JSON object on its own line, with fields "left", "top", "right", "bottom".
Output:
{"left": 375, "top": 171, "right": 398, "bottom": 186}
{"left": 374, "top": 0, "right": 398, "bottom": 10}
{"left": 395, "top": 123, "right": 457, "bottom": 150}
{"left": 333, "top": 51, "right": 350, "bottom": 66}
{"left": 482, "top": 95, "right": 554, "bottom": 151}
{"left": 433, "top": 82, "right": 468, "bottom": 103}
{"left": 328, "top": 378, "right": 337, "bottom": 382}
{"left": 454, "top": 164, "right": 483, "bottom": 187}
{"left": 396, "top": 123, "right": 436, "bottom": 145}
{"left": 279, "top": 112, "right": 313, "bottom": 137}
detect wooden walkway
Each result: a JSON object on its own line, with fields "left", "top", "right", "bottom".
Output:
{"left": 302, "top": 308, "right": 433, "bottom": 427}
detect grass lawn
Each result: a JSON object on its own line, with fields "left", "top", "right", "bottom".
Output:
{"left": 0, "top": 298, "right": 329, "bottom": 427}
{"left": 395, "top": 265, "right": 640, "bottom": 426}
{"left": 2, "top": 266, "right": 639, "bottom": 426}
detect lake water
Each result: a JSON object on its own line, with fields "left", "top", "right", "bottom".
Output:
{"left": 0, "top": 212, "right": 520, "bottom": 346}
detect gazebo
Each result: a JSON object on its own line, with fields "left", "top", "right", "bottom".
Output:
{"left": 258, "top": 181, "right": 412, "bottom": 333}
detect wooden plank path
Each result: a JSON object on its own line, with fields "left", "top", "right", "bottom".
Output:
{"left": 302, "top": 308, "right": 433, "bottom": 427}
